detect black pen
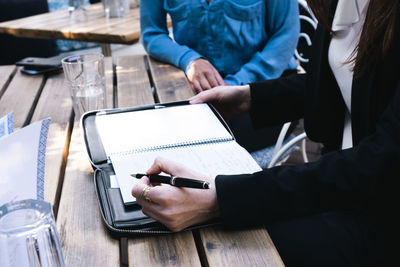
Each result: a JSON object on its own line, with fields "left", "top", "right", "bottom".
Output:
{"left": 131, "top": 173, "right": 210, "bottom": 189}
{"left": 96, "top": 100, "right": 190, "bottom": 116}
{"left": 96, "top": 104, "right": 166, "bottom": 116}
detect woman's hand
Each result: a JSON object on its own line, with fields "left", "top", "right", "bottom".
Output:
{"left": 186, "top": 58, "right": 226, "bottom": 93}
{"left": 131, "top": 157, "right": 220, "bottom": 232}
{"left": 189, "top": 84, "right": 251, "bottom": 120}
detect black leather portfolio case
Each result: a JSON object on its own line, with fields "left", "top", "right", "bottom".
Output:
{"left": 81, "top": 101, "right": 224, "bottom": 236}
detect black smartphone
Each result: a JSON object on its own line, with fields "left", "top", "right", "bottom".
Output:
{"left": 20, "top": 66, "right": 63, "bottom": 76}
{"left": 16, "top": 55, "right": 65, "bottom": 75}
{"left": 16, "top": 55, "right": 64, "bottom": 69}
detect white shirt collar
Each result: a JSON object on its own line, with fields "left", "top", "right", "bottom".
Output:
{"left": 332, "top": 0, "right": 370, "bottom": 31}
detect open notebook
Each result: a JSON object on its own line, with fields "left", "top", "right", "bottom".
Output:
{"left": 95, "top": 103, "right": 261, "bottom": 205}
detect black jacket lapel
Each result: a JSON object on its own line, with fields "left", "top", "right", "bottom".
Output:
{"left": 304, "top": 0, "right": 344, "bottom": 151}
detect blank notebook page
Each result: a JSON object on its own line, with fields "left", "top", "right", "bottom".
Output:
{"left": 95, "top": 103, "right": 233, "bottom": 156}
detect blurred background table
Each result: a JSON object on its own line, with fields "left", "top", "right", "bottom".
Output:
{"left": 0, "top": 55, "right": 285, "bottom": 266}
{"left": 0, "top": 3, "right": 141, "bottom": 57}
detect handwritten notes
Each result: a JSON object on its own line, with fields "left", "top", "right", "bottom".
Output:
{"left": 111, "top": 141, "right": 262, "bottom": 204}
{"left": 95, "top": 103, "right": 261, "bottom": 205}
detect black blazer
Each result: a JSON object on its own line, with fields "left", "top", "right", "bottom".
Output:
{"left": 215, "top": 0, "right": 399, "bottom": 257}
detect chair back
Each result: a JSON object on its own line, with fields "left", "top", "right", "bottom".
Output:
{"left": 269, "top": 0, "right": 318, "bottom": 167}
{"left": 295, "top": 0, "right": 318, "bottom": 72}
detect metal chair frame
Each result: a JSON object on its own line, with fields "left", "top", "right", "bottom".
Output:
{"left": 268, "top": 0, "right": 318, "bottom": 168}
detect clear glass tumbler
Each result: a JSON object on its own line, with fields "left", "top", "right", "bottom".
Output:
{"left": 102, "top": 0, "right": 129, "bottom": 18}
{"left": 0, "top": 199, "right": 65, "bottom": 267}
{"left": 68, "top": 0, "right": 85, "bottom": 13}
{"left": 62, "top": 53, "right": 107, "bottom": 119}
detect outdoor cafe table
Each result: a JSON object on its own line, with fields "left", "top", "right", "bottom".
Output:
{"left": 0, "top": 3, "right": 144, "bottom": 56}
{"left": 0, "top": 55, "right": 284, "bottom": 266}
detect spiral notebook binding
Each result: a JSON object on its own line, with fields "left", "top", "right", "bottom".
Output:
{"left": 111, "top": 137, "right": 233, "bottom": 157}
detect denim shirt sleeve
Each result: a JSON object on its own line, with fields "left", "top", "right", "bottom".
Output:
{"left": 140, "top": 0, "right": 202, "bottom": 72}
{"left": 224, "top": 0, "right": 300, "bottom": 85}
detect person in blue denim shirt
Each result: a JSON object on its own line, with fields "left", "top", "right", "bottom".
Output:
{"left": 140, "top": 0, "right": 299, "bottom": 92}
{"left": 141, "top": 0, "right": 300, "bottom": 168}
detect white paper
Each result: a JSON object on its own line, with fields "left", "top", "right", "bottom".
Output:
{"left": 95, "top": 103, "right": 233, "bottom": 156}
{"left": 95, "top": 103, "right": 261, "bottom": 205}
{"left": 111, "top": 141, "right": 262, "bottom": 205}
{"left": 0, "top": 118, "right": 51, "bottom": 206}
{"left": 0, "top": 112, "right": 13, "bottom": 139}
{"left": 109, "top": 174, "right": 119, "bottom": 188}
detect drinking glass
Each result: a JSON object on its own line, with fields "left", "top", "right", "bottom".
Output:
{"left": 68, "top": 0, "right": 85, "bottom": 13}
{"left": 62, "top": 53, "right": 107, "bottom": 119}
{"left": 102, "top": 0, "right": 129, "bottom": 18}
{"left": 0, "top": 199, "right": 65, "bottom": 267}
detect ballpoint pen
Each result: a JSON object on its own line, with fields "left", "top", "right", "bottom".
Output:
{"left": 131, "top": 173, "right": 210, "bottom": 189}
{"left": 96, "top": 100, "right": 190, "bottom": 116}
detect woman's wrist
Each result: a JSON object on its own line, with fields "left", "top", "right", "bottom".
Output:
{"left": 238, "top": 84, "right": 251, "bottom": 113}
{"left": 198, "top": 179, "right": 220, "bottom": 220}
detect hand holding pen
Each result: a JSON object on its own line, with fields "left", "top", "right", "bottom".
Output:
{"left": 131, "top": 173, "right": 210, "bottom": 189}
{"left": 131, "top": 157, "right": 219, "bottom": 232}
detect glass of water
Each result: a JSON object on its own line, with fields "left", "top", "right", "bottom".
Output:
{"left": 68, "top": 0, "right": 85, "bottom": 13}
{"left": 0, "top": 199, "right": 65, "bottom": 267}
{"left": 62, "top": 53, "right": 107, "bottom": 119}
{"left": 102, "top": 0, "right": 130, "bottom": 18}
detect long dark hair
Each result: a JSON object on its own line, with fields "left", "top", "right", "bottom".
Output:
{"left": 307, "top": 0, "right": 400, "bottom": 75}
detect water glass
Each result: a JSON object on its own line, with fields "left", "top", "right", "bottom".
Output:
{"left": 62, "top": 53, "right": 107, "bottom": 119}
{"left": 0, "top": 199, "right": 65, "bottom": 267}
{"left": 68, "top": 0, "right": 85, "bottom": 12}
{"left": 103, "top": 0, "right": 129, "bottom": 18}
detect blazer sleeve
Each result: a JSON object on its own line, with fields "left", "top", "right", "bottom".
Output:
{"left": 140, "top": 0, "right": 202, "bottom": 72}
{"left": 249, "top": 72, "right": 307, "bottom": 127}
{"left": 215, "top": 79, "right": 400, "bottom": 228}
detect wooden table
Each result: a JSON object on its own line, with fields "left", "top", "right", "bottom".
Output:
{"left": 0, "top": 3, "right": 141, "bottom": 56}
{"left": 0, "top": 55, "right": 284, "bottom": 266}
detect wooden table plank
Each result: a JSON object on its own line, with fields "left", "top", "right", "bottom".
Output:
{"left": 0, "top": 3, "right": 141, "bottom": 44}
{"left": 198, "top": 226, "right": 284, "bottom": 267}
{"left": 31, "top": 57, "right": 112, "bottom": 211}
{"left": 128, "top": 232, "right": 201, "bottom": 267}
{"left": 116, "top": 55, "right": 154, "bottom": 108}
{"left": 115, "top": 55, "right": 202, "bottom": 266}
{"left": 0, "top": 66, "right": 15, "bottom": 86}
{"left": 147, "top": 56, "right": 195, "bottom": 102}
{"left": 147, "top": 57, "right": 284, "bottom": 266}
{"left": 0, "top": 65, "right": 16, "bottom": 100}
{"left": 56, "top": 122, "right": 120, "bottom": 266}
{"left": 0, "top": 69, "right": 44, "bottom": 128}
{"left": 30, "top": 73, "right": 73, "bottom": 211}
{"left": 56, "top": 60, "right": 119, "bottom": 265}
